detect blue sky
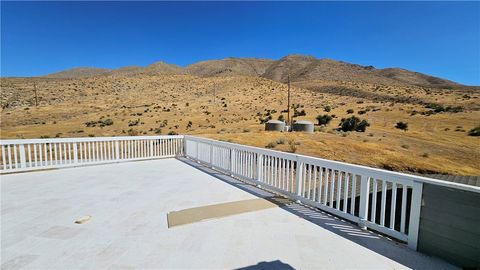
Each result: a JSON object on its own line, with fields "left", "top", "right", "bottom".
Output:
{"left": 1, "top": 1, "right": 479, "bottom": 85}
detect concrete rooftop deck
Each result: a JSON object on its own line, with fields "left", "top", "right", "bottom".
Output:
{"left": 1, "top": 158, "right": 456, "bottom": 269}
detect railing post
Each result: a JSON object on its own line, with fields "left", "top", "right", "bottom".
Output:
{"left": 115, "top": 141, "right": 120, "bottom": 160}
{"left": 256, "top": 153, "right": 263, "bottom": 182}
{"left": 358, "top": 175, "right": 370, "bottom": 229}
{"left": 19, "top": 144, "right": 26, "bottom": 168}
{"left": 72, "top": 143, "right": 78, "bottom": 164}
{"left": 408, "top": 181, "right": 423, "bottom": 250}
{"left": 295, "top": 157, "right": 304, "bottom": 197}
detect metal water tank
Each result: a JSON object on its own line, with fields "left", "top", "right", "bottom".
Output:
{"left": 292, "top": 120, "right": 314, "bottom": 133}
{"left": 265, "top": 120, "right": 285, "bottom": 132}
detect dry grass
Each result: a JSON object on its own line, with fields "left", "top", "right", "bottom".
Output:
{"left": 1, "top": 74, "right": 479, "bottom": 175}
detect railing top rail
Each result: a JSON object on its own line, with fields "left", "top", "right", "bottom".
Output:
{"left": 185, "top": 135, "right": 480, "bottom": 193}
{"left": 0, "top": 135, "right": 184, "bottom": 145}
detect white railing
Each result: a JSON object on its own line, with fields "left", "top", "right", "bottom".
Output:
{"left": 183, "top": 136, "right": 480, "bottom": 250}
{"left": 2, "top": 134, "right": 478, "bottom": 251}
{"left": 0, "top": 136, "right": 183, "bottom": 173}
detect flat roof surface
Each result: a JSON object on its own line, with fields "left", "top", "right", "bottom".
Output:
{"left": 1, "top": 158, "right": 457, "bottom": 269}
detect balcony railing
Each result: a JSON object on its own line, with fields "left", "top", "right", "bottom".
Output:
{"left": 1, "top": 135, "right": 478, "bottom": 254}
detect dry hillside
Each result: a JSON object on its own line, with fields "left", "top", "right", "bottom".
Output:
{"left": 1, "top": 68, "right": 479, "bottom": 175}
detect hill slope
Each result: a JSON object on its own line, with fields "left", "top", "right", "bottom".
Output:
{"left": 46, "top": 67, "right": 112, "bottom": 78}
{"left": 185, "top": 57, "right": 274, "bottom": 77}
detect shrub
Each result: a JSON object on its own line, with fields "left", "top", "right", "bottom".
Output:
{"left": 339, "top": 116, "right": 370, "bottom": 132}
{"left": 276, "top": 138, "right": 286, "bottom": 145}
{"left": 468, "top": 126, "right": 480, "bottom": 136}
{"left": 323, "top": 105, "right": 331, "bottom": 112}
{"left": 127, "top": 129, "right": 138, "bottom": 136}
{"left": 168, "top": 131, "right": 178, "bottom": 135}
{"left": 395, "top": 121, "right": 408, "bottom": 131}
{"left": 154, "top": 128, "right": 162, "bottom": 134}
{"left": 316, "top": 114, "right": 332, "bottom": 126}
{"left": 266, "top": 142, "right": 276, "bottom": 149}
{"left": 346, "top": 109, "right": 354, "bottom": 114}
{"left": 278, "top": 114, "right": 285, "bottom": 121}
{"left": 288, "top": 139, "right": 298, "bottom": 153}
{"left": 186, "top": 121, "right": 193, "bottom": 129}
{"left": 243, "top": 128, "right": 251, "bottom": 133}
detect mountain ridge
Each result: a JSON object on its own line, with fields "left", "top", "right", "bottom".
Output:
{"left": 39, "top": 54, "right": 464, "bottom": 88}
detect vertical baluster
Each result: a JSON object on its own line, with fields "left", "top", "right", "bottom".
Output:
{"left": 351, "top": 174, "right": 357, "bottom": 215}
{"left": 1, "top": 146, "right": 6, "bottom": 170}
{"left": 390, "top": 183, "right": 397, "bottom": 229}
{"left": 400, "top": 184, "right": 408, "bottom": 233}
{"left": 285, "top": 159, "right": 290, "bottom": 192}
{"left": 33, "top": 144, "right": 38, "bottom": 167}
{"left": 330, "top": 170, "right": 335, "bottom": 207}
{"left": 307, "top": 164, "right": 312, "bottom": 199}
{"left": 324, "top": 169, "right": 329, "bottom": 205}
{"left": 336, "top": 171, "right": 342, "bottom": 210}
{"left": 27, "top": 144, "right": 32, "bottom": 168}
{"left": 43, "top": 143, "right": 48, "bottom": 166}
{"left": 67, "top": 143, "right": 72, "bottom": 163}
{"left": 12, "top": 145, "right": 18, "bottom": 169}
{"left": 63, "top": 143, "right": 67, "bottom": 164}
{"left": 317, "top": 167, "right": 323, "bottom": 203}
{"left": 380, "top": 180, "right": 387, "bottom": 226}
{"left": 343, "top": 172, "right": 349, "bottom": 213}
{"left": 370, "top": 178, "right": 378, "bottom": 222}
{"left": 312, "top": 165, "right": 317, "bottom": 201}
{"left": 48, "top": 143, "right": 53, "bottom": 166}
{"left": 53, "top": 143, "right": 58, "bottom": 165}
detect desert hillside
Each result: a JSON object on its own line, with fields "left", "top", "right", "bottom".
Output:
{"left": 1, "top": 64, "right": 479, "bottom": 175}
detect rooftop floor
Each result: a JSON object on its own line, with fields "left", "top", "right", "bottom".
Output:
{"left": 1, "top": 158, "right": 456, "bottom": 269}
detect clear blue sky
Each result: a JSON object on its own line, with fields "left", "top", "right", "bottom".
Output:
{"left": 1, "top": 1, "right": 479, "bottom": 85}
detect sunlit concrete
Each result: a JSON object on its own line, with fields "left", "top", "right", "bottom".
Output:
{"left": 1, "top": 158, "right": 456, "bottom": 269}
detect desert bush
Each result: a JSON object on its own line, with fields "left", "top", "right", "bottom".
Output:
{"left": 266, "top": 142, "right": 276, "bottom": 149}
{"left": 276, "top": 138, "right": 286, "bottom": 145}
{"left": 243, "top": 128, "right": 251, "bottom": 133}
{"left": 315, "top": 114, "right": 332, "bottom": 126}
{"left": 323, "top": 105, "right": 331, "bottom": 112}
{"left": 468, "top": 126, "right": 480, "bottom": 136}
{"left": 186, "top": 121, "right": 193, "bottom": 129}
{"left": 127, "top": 129, "right": 138, "bottom": 136}
{"left": 339, "top": 116, "right": 370, "bottom": 132}
{"left": 154, "top": 128, "right": 162, "bottom": 134}
{"left": 278, "top": 114, "right": 285, "bottom": 121}
{"left": 395, "top": 121, "right": 408, "bottom": 131}
{"left": 346, "top": 109, "right": 354, "bottom": 114}
{"left": 168, "top": 131, "right": 178, "bottom": 135}
{"left": 287, "top": 139, "right": 298, "bottom": 153}
{"left": 128, "top": 119, "right": 140, "bottom": 126}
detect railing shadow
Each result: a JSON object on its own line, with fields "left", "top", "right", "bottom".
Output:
{"left": 177, "top": 157, "right": 454, "bottom": 270}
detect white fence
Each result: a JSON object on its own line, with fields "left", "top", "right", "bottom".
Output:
{"left": 183, "top": 136, "right": 479, "bottom": 250}
{"left": 2, "top": 135, "right": 478, "bottom": 251}
{"left": 0, "top": 136, "right": 183, "bottom": 173}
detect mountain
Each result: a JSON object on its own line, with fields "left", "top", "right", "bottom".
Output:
{"left": 42, "top": 55, "right": 465, "bottom": 88}
{"left": 375, "top": 68, "right": 460, "bottom": 88}
{"left": 185, "top": 57, "right": 274, "bottom": 77}
{"left": 45, "top": 67, "right": 111, "bottom": 78}
{"left": 262, "top": 54, "right": 461, "bottom": 88}
{"left": 143, "top": 61, "right": 184, "bottom": 75}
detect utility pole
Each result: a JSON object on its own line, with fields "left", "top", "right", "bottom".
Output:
{"left": 34, "top": 81, "right": 38, "bottom": 107}
{"left": 287, "top": 74, "right": 291, "bottom": 128}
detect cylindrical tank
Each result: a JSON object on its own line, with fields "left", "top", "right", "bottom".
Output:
{"left": 292, "top": 120, "right": 314, "bottom": 133}
{"left": 265, "top": 120, "right": 285, "bottom": 132}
